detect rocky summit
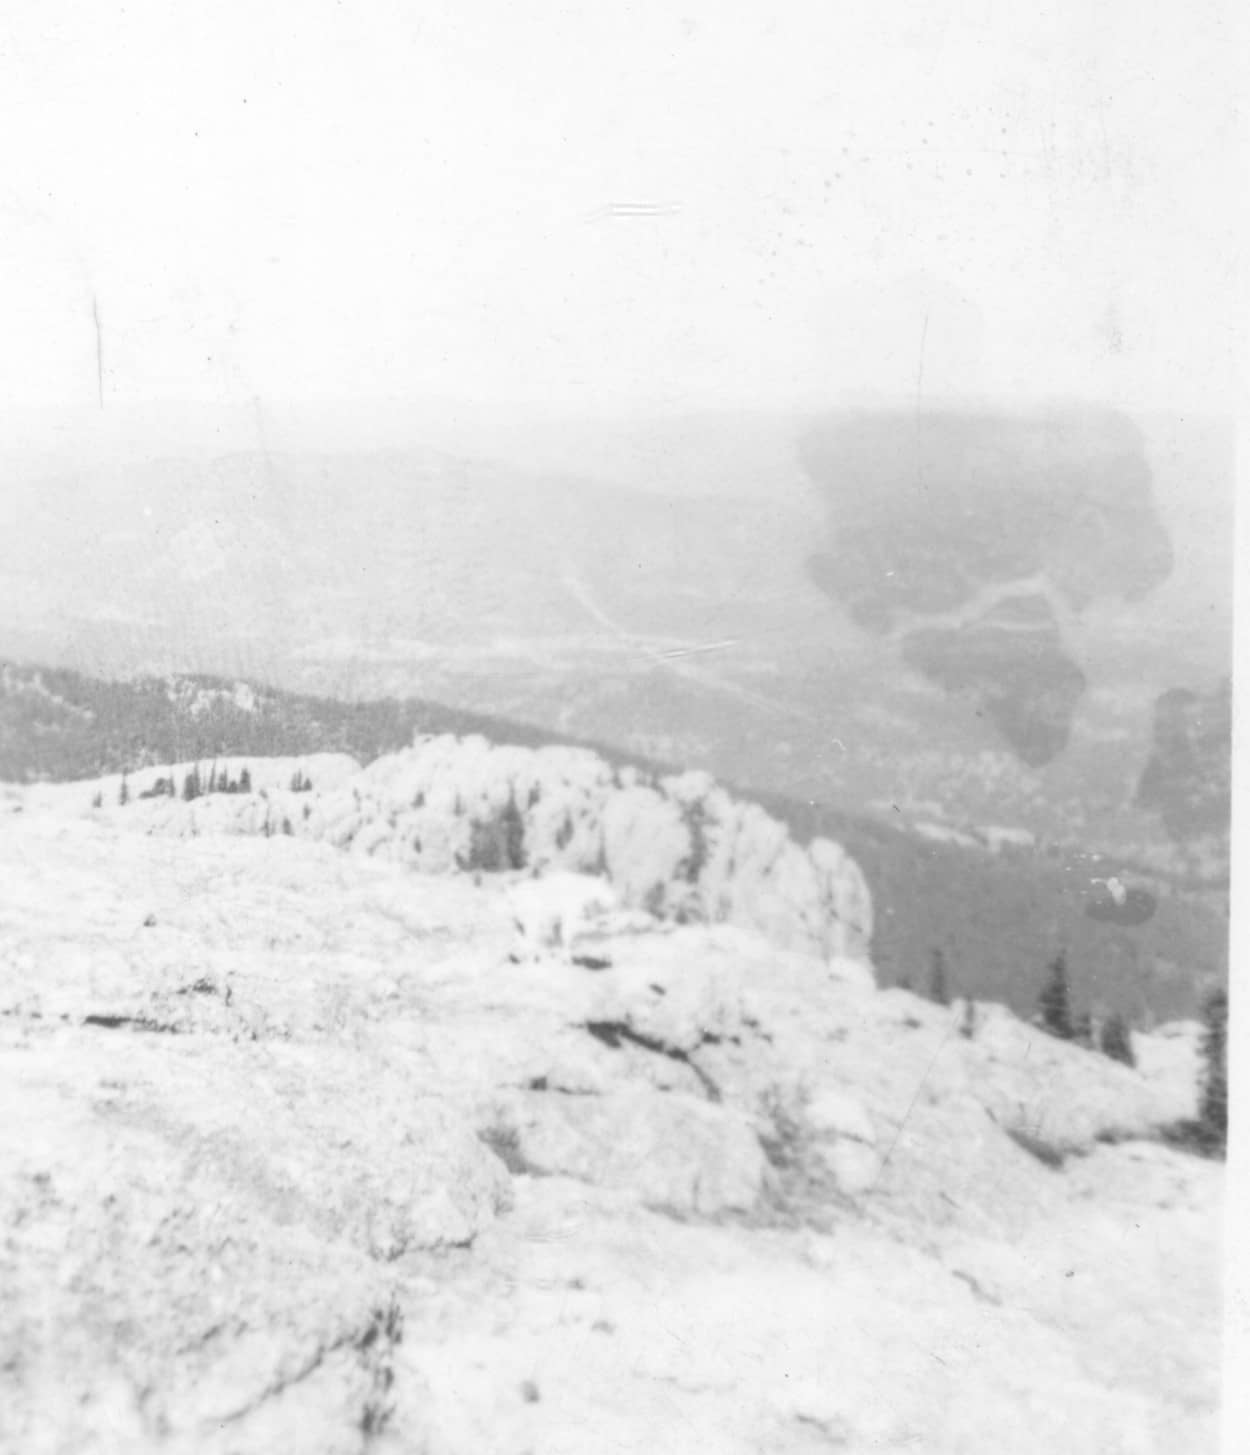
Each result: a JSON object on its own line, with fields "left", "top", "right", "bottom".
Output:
{"left": 0, "top": 738, "right": 1221, "bottom": 1453}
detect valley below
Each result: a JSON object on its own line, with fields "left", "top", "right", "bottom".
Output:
{"left": 0, "top": 406, "right": 1232, "bottom": 886}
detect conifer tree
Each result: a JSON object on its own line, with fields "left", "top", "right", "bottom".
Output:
{"left": 1199, "top": 988, "right": 1228, "bottom": 1149}
{"left": 1100, "top": 1012, "right": 1136, "bottom": 1068}
{"left": 501, "top": 794, "right": 526, "bottom": 871}
{"left": 118, "top": 773, "right": 129, "bottom": 807}
{"left": 239, "top": 766, "right": 252, "bottom": 793}
{"left": 1039, "top": 952, "right": 1075, "bottom": 1039}
{"left": 929, "top": 948, "right": 950, "bottom": 1006}
{"left": 960, "top": 997, "right": 977, "bottom": 1039}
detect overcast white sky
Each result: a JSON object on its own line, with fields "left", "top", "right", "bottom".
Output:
{"left": 0, "top": 0, "right": 1242, "bottom": 418}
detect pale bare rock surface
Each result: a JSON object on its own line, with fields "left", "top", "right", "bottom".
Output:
{"left": 26, "top": 735, "right": 873, "bottom": 964}
{"left": 0, "top": 759, "right": 1221, "bottom": 1454}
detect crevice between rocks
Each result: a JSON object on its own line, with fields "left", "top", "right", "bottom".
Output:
{"left": 213, "top": 1298, "right": 404, "bottom": 1450}
{"left": 82, "top": 1014, "right": 185, "bottom": 1035}
{"left": 583, "top": 1020, "right": 723, "bottom": 1102}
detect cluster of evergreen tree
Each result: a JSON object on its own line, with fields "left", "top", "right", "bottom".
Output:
{"left": 867, "top": 940, "right": 1230, "bottom": 1160}
{"left": 458, "top": 794, "right": 526, "bottom": 873}
{"left": 1035, "top": 950, "right": 1138, "bottom": 1066}
{"left": 179, "top": 763, "right": 256, "bottom": 801}
{"left": 1037, "top": 950, "right": 1230, "bottom": 1156}
{"left": 117, "top": 763, "right": 255, "bottom": 806}
{"left": 915, "top": 944, "right": 1145, "bottom": 1070}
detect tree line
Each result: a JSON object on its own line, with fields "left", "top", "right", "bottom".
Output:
{"left": 100, "top": 764, "right": 315, "bottom": 807}
{"left": 910, "top": 946, "right": 1228, "bottom": 1157}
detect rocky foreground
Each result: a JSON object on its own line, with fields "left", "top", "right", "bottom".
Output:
{"left": 0, "top": 743, "right": 1222, "bottom": 1453}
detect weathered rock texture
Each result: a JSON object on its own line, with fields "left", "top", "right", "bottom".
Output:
{"left": 31, "top": 734, "right": 874, "bottom": 963}
{"left": 0, "top": 761, "right": 1221, "bottom": 1454}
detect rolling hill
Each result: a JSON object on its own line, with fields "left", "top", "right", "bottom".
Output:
{"left": 0, "top": 406, "right": 1232, "bottom": 882}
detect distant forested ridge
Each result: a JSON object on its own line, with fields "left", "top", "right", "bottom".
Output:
{"left": 0, "top": 660, "right": 563, "bottom": 783}
{"left": 0, "top": 658, "right": 1226, "bottom": 1022}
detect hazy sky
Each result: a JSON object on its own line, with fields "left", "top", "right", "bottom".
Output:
{"left": 0, "top": 1, "right": 1242, "bottom": 416}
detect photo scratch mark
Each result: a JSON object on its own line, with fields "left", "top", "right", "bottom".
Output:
{"left": 585, "top": 201, "right": 683, "bottom": 222}
{"left": 91, "top": 294, "right": 104, "bottom": 408}
{"left": 871, "top": 1018, "right": 958, "bottom": 1190}
{"left": 654, "top": 639, "right": 740, "bottom": 661}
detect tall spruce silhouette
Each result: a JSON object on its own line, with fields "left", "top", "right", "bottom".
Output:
{"left": 929, "top": 949, "right": 950, "bottom": 1006}
{"left": 501, "top": 795, "right": 526, "bottom": 871}
{"left": 1039, "top": 952, "right": 1075, "bottom": 1039}
{"left": 1199, "top": 988, "right": 1228, "bottom": 1149}
{"left": 1100, "top": 1013, "right": 1136, "bottom": 1068}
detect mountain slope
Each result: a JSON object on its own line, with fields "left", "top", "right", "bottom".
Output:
{"left": 0, "top": 407, "right": 1232, "bottom": 873}
{"left": 0, "top": 789, "right": 1221, "bottom": 1453}
{"left": 2, "top": 665, "right": 1227, "bottom": 1024}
